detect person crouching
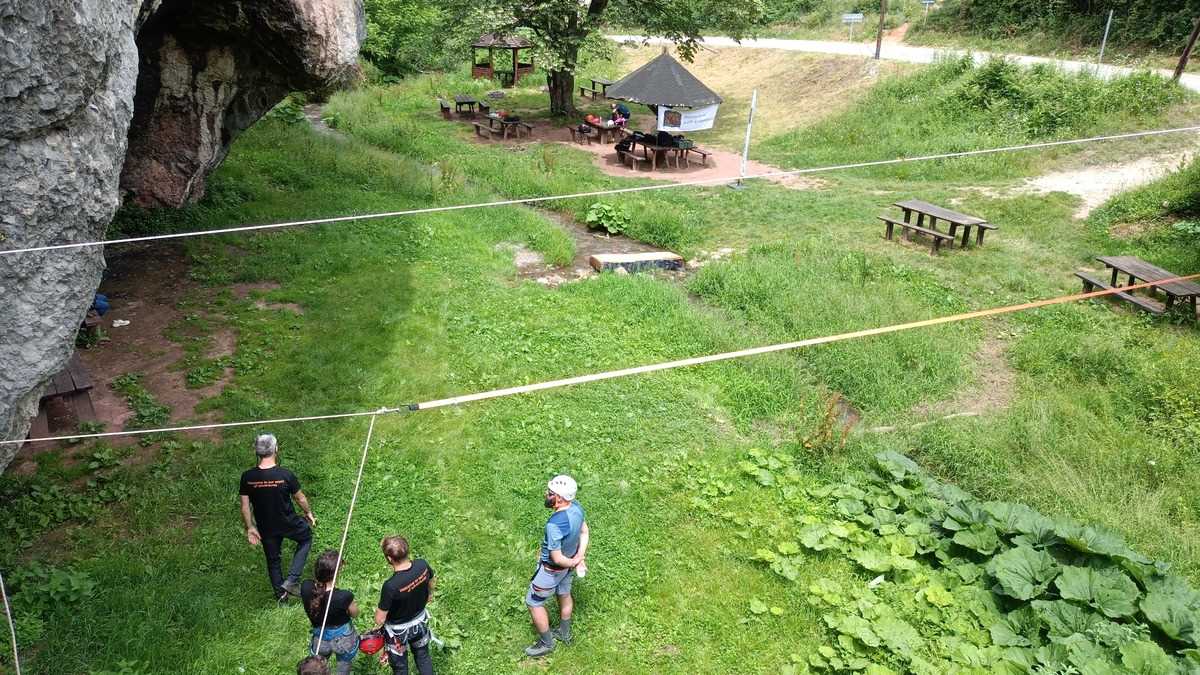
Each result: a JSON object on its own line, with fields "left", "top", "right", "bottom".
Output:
{"left": 375, "top": 536, "right": 437, "bottom": 675}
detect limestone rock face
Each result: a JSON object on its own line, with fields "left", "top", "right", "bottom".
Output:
{"left": 122, "top": 0, "right": 365, "bottom": 207}
{"left": 0, "top": 0, "right": 138, "bottom": 469}
{"left": 0, "top": 0, "right": 364, "bottom": 472}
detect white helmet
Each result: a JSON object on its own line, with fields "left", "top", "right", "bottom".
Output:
{"left": 547, "top": 474, "right": 577, "bottom": 501}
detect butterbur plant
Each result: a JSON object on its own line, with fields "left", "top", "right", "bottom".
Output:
{"left": 747, "top": 450, "right": 1200, "bottom": 673}
{"left": 584, "top": 201, "right": 630, "bottom": 235}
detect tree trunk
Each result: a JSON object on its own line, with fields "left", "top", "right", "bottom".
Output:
{"left": 547, "top": 69, "right": 576, "bottom": 116}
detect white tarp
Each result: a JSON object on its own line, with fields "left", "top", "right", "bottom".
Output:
{"left": 656, "top": 104, "right": 720, "bottom": 132}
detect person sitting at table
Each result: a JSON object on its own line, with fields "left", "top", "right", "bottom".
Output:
{"left": 610, "top": 102, "right": 630, "bottom": 126}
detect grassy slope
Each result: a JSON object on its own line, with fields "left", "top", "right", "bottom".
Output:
{"left": 4, "top": 53, "right": 1200, "bottom": 673}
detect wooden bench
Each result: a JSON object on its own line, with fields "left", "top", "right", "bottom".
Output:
{"left": 972, "top": 222, "right": 998, "bottom": 246}
{"left": 438, "top": 99, "right": 452, "bottom": 120}
{"left": 880, "top": 215, "right": 956, "bottom": 255}
{"left": 683, "top": 146, "right": 711, "bottom": 166}
{"left": 473, "top": 122, "right": 499, "bottom": 139}
{"left": 28, "top": 353, "right": 97, "bottom": 440}
{"left": 620, "top": 150, "right": 651, "bottom": 170}
{"left": 569, "top": 126, "right": 595, "bottom": 144}
{"left": 579, "top": 86, "right": 602, "bottom": 100}
{"left": 478, "top": 102, "right": 491, "bottom": 116}
{"left": 1075, "top": 271, "right": 1165, "bottom": 315}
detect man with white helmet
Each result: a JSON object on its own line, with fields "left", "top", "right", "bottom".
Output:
{"left": 524, "top": 474, "right": 589, "bottom": 658}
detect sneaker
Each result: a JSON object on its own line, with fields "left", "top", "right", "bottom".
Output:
{"left": 276, "top": 590, "right": 291, "bottom": 604}
{"left": 524, "top": 640, "right": 556, "bottom": 658}
{"left": 553, "top": 625, "right": 572, "bottom": 645}
{"left": 281, "top": 580, "right": 302, "bottom": 597}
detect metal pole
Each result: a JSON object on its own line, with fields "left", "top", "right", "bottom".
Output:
{"left": 874, "top": 0, "right": 888, "bottom": 60}
{"left": 732, "top": 89, "right": 757, "bottom": 190}
{"left": 1098, "top": 9, "right": 1114, "bottom": 67}
{"left": 1175, "top": 18, "right": 1200, "bottom": 82}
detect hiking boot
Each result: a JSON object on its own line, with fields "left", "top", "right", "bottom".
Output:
{"left": 281, "top": 580, "right": 302, "bottom": 597}
{"left": 553, "top": 623, "right": 573, "bottom": 645}
{"left": 524, "top": 639, "right": 556, "bottom": 658}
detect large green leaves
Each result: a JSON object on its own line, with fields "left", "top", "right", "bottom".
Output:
{"left": 1140, "top": 590, "right": 1200, "bottom": 646}
{"left": 1032, "top": 600, "right": 1106, "bottom": 637}
{"left": 1055, "top": 565, "right": 1140, "bottom": 618}
{"left": 989, "top": 546, "right": 1060, "bottom": 601}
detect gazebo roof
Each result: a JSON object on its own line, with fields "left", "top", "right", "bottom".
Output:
{"left": 605, "top": 51, "right": 723, "bottom": 108}
{"left": 472, "top": 33, "right": 531, "bottom": 49}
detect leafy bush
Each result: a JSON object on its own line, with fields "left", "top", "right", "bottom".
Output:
{"left": 585, "top": 201, "right": 631, "bottom": 234}
{"left": 925, "top": 0, "right": 1200, "bottom": 52}
{"left": 749, "top": 450, "right": 1200, "bottom": 672}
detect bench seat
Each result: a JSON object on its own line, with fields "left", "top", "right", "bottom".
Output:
{"left": 879, "top": 215, "right": 955, "bottom": 255}
{"left": 1075, "top": 271, "right": 1165, "bottom": 315}
{"left": 472, "top": 122, "right": 498, "bottom": 138}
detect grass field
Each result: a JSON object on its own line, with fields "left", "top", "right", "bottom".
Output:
{"left": 3, "top": 50, "right": 1200, "bottom": 673}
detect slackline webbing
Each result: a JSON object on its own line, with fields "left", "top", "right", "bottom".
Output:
{"left": 314, "top": 413, "right": 381, "bottom": 655}
{"left": 4, "top": 273, "right": 1196, "bottom": 446}
{"left": 0, "top": 570, "right": 19, "bottom": 675}
{"left": 0, "top": 125, "right": 1198, "bottom": 257}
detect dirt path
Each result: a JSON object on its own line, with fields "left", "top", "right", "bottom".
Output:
{"left": 1020, "top": 145, "right": 1200, "bottom": 218}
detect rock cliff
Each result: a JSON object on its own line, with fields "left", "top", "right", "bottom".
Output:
{"left": 0, "top": 0, "right": 364, "bottom": 471}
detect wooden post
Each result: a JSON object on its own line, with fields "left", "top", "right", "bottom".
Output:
{"left": 1175, "top": 18, "right": 1200, "bottom": 82}
{"left": 874, "top": 0, "right": 888, "bottom": 60}
{"left": 512, "top": 48, "right": 518, "bottom": 85}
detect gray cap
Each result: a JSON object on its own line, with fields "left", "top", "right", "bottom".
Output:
{"left": 254, "top": 434, "right": 278, "bottom": 458}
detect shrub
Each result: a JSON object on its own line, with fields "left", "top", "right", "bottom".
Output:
{"left": 584, "top": 202, "right": 631, "bottom": 234}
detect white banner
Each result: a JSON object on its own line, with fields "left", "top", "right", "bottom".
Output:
{"left": 656, "top": 104, "right": 720, "bottom": 132}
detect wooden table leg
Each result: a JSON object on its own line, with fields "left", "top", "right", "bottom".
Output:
{"left": 960, "top": 226, "right": 970, "bottom": 248}
{"left": 1165, "top": 293, "right": 1175, "bottom": 311}
{"left": 976, "top": 228, "right": 986, "bottom": 246}
{"left": 1110, "top": 267, "right": 1119, "bottom": 286}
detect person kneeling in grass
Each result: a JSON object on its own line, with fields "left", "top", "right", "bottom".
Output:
{"left": 301, "top": 549, "right": 359, "bottom": 674}
{"left": 524, "top": 474, "right": 590, "bottom": 658}
{"left": 375, "top": 536, "right": 437, "bottom": 675}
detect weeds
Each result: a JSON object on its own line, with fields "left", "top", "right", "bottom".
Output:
{"left": 111, "top": 373, "right": 170, "bottom": 430}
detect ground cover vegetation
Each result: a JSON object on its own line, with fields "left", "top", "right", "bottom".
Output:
{"left": 3, "top": 49, "right": 1200, "bottom": 674}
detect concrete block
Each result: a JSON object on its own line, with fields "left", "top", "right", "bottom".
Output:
{"left": 588, "top": 252, "right": 684, "bottom": 273}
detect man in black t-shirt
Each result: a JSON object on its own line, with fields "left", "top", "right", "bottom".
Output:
{"left": 238, "top": 433, "right": 316, "bottom": 601}
{"left": 374, "top": 536, "right": 436, "bottom": 675}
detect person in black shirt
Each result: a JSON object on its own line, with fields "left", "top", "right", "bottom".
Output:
{"left": 374, "top": 536, "right": 436, "bottom": 675}
{"left": 300, "top": 549, "right": 359, "bottom": 675}
{"left": 238, "top": 434, "right": 316, "bottom": 601}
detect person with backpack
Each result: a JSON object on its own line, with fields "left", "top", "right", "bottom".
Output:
{"left": 524, "top": 474, "right": 590, "bottom": 658}
{"left": 300, "top": 550, "right": 359, "bottom": 675}
{"left": 375, "top": 536, "right": 436, "bottom": 675}
{"left": 238, "top": 433, "right": 317, "bottom": 601}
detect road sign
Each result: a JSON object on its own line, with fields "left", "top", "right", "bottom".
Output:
{"left": 843, "top": 12, "right": 864, "bottom": 40}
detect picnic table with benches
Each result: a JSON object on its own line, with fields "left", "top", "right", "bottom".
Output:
{"left": 28, "top": 352, "right": 97, "bottom": 439}
{"left": 579, "top": 77, "right": 614, "bottom": 100}
{"left": 473, "top": 114, "right": 533, "bottom": 140}
{"left": 1076, "top": 255, "right": 1200, "bottom": 316}
{"left": 880, "top": 199, "right": 995, "bottom": 255}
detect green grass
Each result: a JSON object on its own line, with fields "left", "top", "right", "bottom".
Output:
{"left": 4, "top": 54, "right": 1200, "bottom": 674}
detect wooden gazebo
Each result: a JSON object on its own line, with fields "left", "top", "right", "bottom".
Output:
{"left": 471, "top": 33, "right": 534, "bottom": 87}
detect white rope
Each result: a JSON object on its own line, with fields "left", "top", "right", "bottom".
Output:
{"left": 0, "top": 407, "right": 403, "bottom": 446}
{"left": 0, "top": 570, "right": 20, "bottom": 675}
{"left": 313, "top": 412, "right": 381, "bottom": 656}
{"left": 1, "top": 125, "right": 1197, "bottom": 257}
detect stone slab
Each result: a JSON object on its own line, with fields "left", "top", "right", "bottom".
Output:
{"left": 589, "top": 252, "right": 684, "bottom": 273}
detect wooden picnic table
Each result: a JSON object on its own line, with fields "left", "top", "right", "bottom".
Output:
{"left": 591, "top": 78, "right": 614, "bottom": 95}
{"left": 894, "top": 199, "right": 995, "bottom": 247}
{"left": 484, "top": 114, "right": 532, "bottom": 139}
{"left": 453, "top": 95, "right": 478, "bottom": 114}
{"left": 1083, "top": 256, "right": 1200, "bottom": 315}
{"left": 583, "top": 119, "right": 623, "bottom": 144}
{"left": 624, "top": 135, "right": 683, "bottom": 171}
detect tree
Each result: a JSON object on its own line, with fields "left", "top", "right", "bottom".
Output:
{"left": 498, "top": 0, "right": 766, "bottom": 115}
